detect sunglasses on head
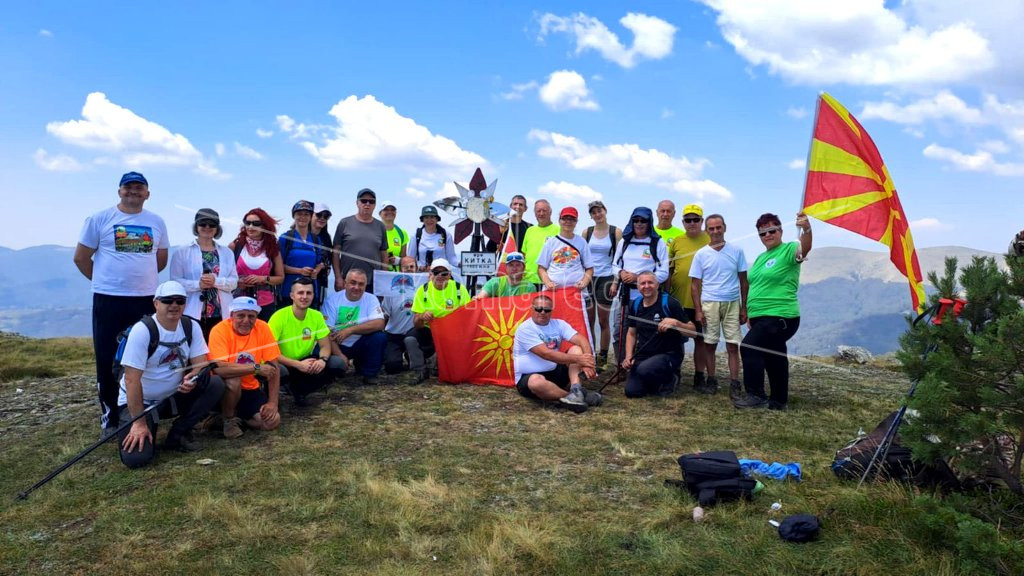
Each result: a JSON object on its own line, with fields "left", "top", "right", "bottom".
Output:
{"left": 758, "top": 227, "right": 781, "bottom": 237}
{"left": 683, "top": 217, "right": 702, "bottom": 224}
{"left": 158, "top": 296, "right": 186, "bottom": 305}
{"left": 533, "top": 306, "right": 553, "bottom": 313}
{"left": 359, "top": 198, "right": 376, "bottom": 205}
{"left": 244, "top": 220, "right": 262, "bottom": 227}
{"left": 197, "top": 220, "right": 218, "bottom": 228}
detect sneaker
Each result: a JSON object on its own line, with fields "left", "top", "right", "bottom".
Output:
{"left": 223, "top": 417, "right": 244, "bottom": 439}
{"left": 559, "top": 387, "right": 588, "bottom": 413}
{"left": 193, "top": 413, "right": 222, "bottom": 434}
{"left": 597, "top": 351, "right": 608, "bottom": 367}
{"left": 705, "top": 375, "right": 719, "bottom": 394}
{"left": 164, "top": 431, "right": 202, "bottom": 453}
{"left": 415, "top": 368, "right": 430, "bottom": 384}
{"left": 692, "top": 371, "right": 706, "bottom": 391}
{"left": 99, "top": 427, "right": 117, "bottom": 441}
{"left": 583, "top": 388, "right": 603, "bottom": 407}
{"left": 733, "top": 395, "right": 768, "bottom": 409}
{"left": 729, "top": 379, "right": 744, "bottom": 402}
{"left": 362, "top": 376, "right": 379, "bottom": 386}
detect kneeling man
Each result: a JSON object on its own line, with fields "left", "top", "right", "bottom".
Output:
{"left": 322, "top": 269, "right": 387, "bottom": 385}
{"left": 269, "top": 278, "right": 346, "bottom": 406}
{"left": 209, "top": 296, "right": 282, "bottom": 438}
{"left": 622, "top": 271, "right": 694, "bottom": 398}
{"left": 118, "top": 281, "right": 224, "bottom": 468}
{"left": 512, "top": 294, "right": 598, "bottom": 413}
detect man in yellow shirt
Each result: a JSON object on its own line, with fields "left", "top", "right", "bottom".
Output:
{"left": 669, "top": 204, "right": 711, "bottom": 391}
{"left": 520, "top": 199, "right": 559, "bottom": 285}
{"left": 410, "top": 258, "right": 470, "bottom": 382}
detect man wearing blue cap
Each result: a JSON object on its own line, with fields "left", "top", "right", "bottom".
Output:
{"left": 474, "top": 252, "right": 537, "bottom": 299}
{"left": 74, "top": 172, "right": 170, "bottom": 437}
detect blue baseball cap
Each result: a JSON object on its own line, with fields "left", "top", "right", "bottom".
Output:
{"left": 119, "top": 171, "right": 148, "bottom": 187}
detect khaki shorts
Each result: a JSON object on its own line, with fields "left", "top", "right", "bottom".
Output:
{"left": 701, "top": 300, "right": 742, "bottom": 345}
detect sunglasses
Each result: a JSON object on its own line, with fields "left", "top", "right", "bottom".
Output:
{"left": 359, "top": 198, "right": 376, "bottom": 205}
{"left": 197, "top": 220, "right": 218, "bottom": 228}
{"left": 683, "top": 217, "right": 702, "bottom": 224}
{"left": 244, "top": 220, "right": 262, "bottom": 227}
{"left": 158, "top": 297, "right": 186, "bottom": 305}
{"left": 315, "top": 212, "right": 331, "bottom": 219}
{"left": 631, "top": 218, "right": 648, "bottom": 224}
{"left": 561, "top": 216, "right": 577, "bottom": 221}
{"left": 533, "top": 307, "right": 553, "bottom": 313}
{"left": 432, "top": 270, "right": 450, "bottom": 277}
{"left": 758, "top": 227, "right": 781, "bottom": 237}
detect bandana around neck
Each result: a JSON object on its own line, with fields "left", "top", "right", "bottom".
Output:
{"left": 245, "top": 236, "right": 265, "bottom": 256}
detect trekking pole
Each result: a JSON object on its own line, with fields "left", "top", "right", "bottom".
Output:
{"left": 596, "top": 314, "right": 697, "bottom": 393}
{"left": 16, "top": 362, "right": 217, "bottom": 500}
{"left": 857, "top": 302, "right": 953, "bottom": 487}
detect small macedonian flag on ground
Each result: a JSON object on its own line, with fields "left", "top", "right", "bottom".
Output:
{"left": 803, "top": 92, "right": 927, "bottom": 313}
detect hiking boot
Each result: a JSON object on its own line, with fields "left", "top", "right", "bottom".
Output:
{"left": 729, "top": 379, "right": 744, "bottom": 402}
{"left": 164, "top": 430, "right": 202, "bottom": 453}
{"left": 692, "top": 371, "right": 706, "bottom": 391}
{"left": 705, "top": 375, "right": 719, "bottom": 394}
{"left": 559, "top": 387, "right": 588, "bottom": 413}
{"left": 362, "top": 376, "right": 379, "bottom": 386}
{"left": 597, "top": 350, "right": 608, "bottom": 367}
{"left": 223, "top": 417, "right": 244, "bottom": 439}
{"left": 193, "top": 412, "right": 222, "bottom": 434}
{"left": 583, "top": 388, "right": 604, "bottom": 407}
{"left": 768, "top": 401, "right": 788, "bottom": 411}
{"left": 293, "top": 394, "right": 311, "bottom": 408}
{"left": 733, "top": 395, "right": 768, "bottom": 409}
{"left": 415, "top": 368, "right": 430, "bottom": 384}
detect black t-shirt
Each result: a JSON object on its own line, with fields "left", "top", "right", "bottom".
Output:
{"left": 486, "top": 220, "right": 532, "bottom": 253}
{"left": 626, "top": 292, "right": 689, "bottom": 360}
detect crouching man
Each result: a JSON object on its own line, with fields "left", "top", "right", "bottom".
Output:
{"left": 209, "top": 296, "right": 282, "bottom": 438}
{"left": 118, "top": 281, "right": 224, "bottom": 468}
{"left": 512, "top": 294, "right": 599, "bottom": 413}
{"left": 323, "top": 269, "right": 387, "bottom": 385}
{"left": 269, "top": 278, "right": 346, "bottom": 406}
{"left": 622, "top": 271, "right": 694, "bottom": 398}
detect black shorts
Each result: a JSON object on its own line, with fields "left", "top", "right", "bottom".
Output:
{"left": 591, "top": 275, "right": 615, "bottom": 307}
{"left": 516, "top": 365, "right": 570, "bottom": 400}
{"left": 683, "top": 307, "right": 704, "bottom": 338}
{"left": 237, "top": 388, "right": 268, "bottom": 420}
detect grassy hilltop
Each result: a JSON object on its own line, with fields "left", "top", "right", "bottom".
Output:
{"left": 1, "top": 332, "right": 1022, "bottom": 575}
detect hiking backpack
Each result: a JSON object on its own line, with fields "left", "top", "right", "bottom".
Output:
{"left": 631, "top": 292, "right": 671, "bottom": 318}
{"left": 615, "top": 232, "right": 662, "bottom": 267}
{"left": 415, "top": 226, "right": 448, "bottom": 252}
{"left": 112, "top": 315, "right": 196, "bottom": 381}
{"left": 677, "top": 450, "right": 758, "bottom": 507}
{"left": 583, "top": 225, "right": 618, "bottom": 258}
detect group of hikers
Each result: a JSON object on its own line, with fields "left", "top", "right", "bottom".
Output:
{"left": 74, "top": 171, "right": 812, "bottom": 468}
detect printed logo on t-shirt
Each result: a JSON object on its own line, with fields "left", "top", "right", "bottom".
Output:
{"left": 336, "top": 306, "right": 360, "bottom": 329}
{"left": 765, "top": 258, "right": 777, "bottom": 269}
{"left": 552, "top": 246, "right": 577, "bottom": 265}
{"left": 403, "top": 300, "right": 413, "bottom": 316}
{"left": 158, "top": 347, "right": 186, "bottom": 371}
{"left": 445, "top": 298, "right": 454, "bottom": 309}
{"left": 654, "top": 314, "right": 662, "bottom": 322}
{"left": 642, "top": 248, "right": 652, "bottom": 259}
{"left": 302, "top": 327, "right": 312, "bottom": 340}
{"left": 393, "top": 237, "right": 401, "bottom": 246}
{"left": 390, "top": 274, "right": 416, "bottom": 294}
{"left": 113, "top": 225, "right": 154, "bottom": 253}
{"left": 544, "top": 336, "right": 563, "bottom": 349}
{"left": 235, "top": 352, "right": 256, "bottom": 365}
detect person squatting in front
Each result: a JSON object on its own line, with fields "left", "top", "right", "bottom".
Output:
{"left": 411, "top": 258, "right": 471, "bottom": 382}
{"left": 268, "top": 277, "right": 346, "bottom": 407}
{"left": 117, "top": 281, "right": 224, "bottom": 468}
{"left": 610, "top": 207, "right": 669, "bottom": 368}
{"left": 621, "top": 271, "right": 694, "bottom": 398}
{"left": 322, "top": 268, "right": 388, "bottom": 386}
{"left": 208, "top": 297, "right": 282, "bottom": 438}
{"left": 383, "top": 257, "right": 429, "bottom": 376}
{"left": 512, "top": 294, "right": 600, "bottom": 413}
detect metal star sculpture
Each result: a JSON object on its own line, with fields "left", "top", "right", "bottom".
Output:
{"left": 434, "top": 167, "right": 509, "bottom": 246}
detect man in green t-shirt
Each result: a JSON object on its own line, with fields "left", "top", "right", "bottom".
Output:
{"left": 411, "top": 258, "right": 470, "bottom": 381}
{"left": 380, "top": 201, "right": 408, "bottom": 271}
{"left": 268, "top": 278, "right": 346, "bottom": 406}
{"left": 654, "top": 200, "right": 686, "bottom": 259}
{"left": 520, "top": 199, "right": 559, "bottom": 285}
{"left": 475, "top": 252, "right": 537, "bottom": 299}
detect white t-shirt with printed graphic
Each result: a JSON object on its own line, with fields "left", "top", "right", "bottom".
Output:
{"left": 322, "top": 290, "right": 385, "bottom": 346}
{"left": 513, "top": 318, "right": 578, "bottom": 383}
{"left": 78, "top": 206, "right": 169, "bottom": 296}
{"left": 383, "top": 293, "right": 415, "bottom": 335}
{"left": 117, "top": 317, "right": 208, "bottom": 406}
{"left": 538, "top": 234, "right": 593, "bottom": 296}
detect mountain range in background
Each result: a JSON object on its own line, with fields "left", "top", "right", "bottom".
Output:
{"left": 0, "top": 244, "right": 1006, "bottom": 355}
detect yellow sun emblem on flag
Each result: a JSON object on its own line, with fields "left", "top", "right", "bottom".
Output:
{"left": 472, "top": 306, "right": 531, "bottom": 377}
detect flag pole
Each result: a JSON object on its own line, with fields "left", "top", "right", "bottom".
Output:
{"left": 799, "top": 93, "right": 824, "bottom": 234}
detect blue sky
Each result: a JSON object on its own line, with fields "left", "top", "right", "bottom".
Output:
{"left": 2, "top": 1, "right": 1022, "bottom": 254}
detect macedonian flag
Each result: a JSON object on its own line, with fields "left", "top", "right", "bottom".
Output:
{"left": 803, "top": 92, "right": 927, "bottom": 313}
{"left": 432, "top": 287, "right": 591, "bottom": 387}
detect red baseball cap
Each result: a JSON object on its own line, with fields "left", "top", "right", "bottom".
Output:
{"left": 559, "top": 207, "right": 579, "bottom": 219}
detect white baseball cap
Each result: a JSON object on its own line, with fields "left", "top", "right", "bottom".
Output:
{"left": 154, "top": 281, "right": 187, "bottom": 298}
{"left": 429, "top": 258, "right": 452, "bottom": 272}
{"left": 229, "top": 296, "right": 262, "bottom": 314}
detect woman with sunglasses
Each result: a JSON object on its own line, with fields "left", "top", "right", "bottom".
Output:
{"left": 279, "top": 200, "right": 325, "bottom": 309}
{"left": 228, "top": 208, "right": 284, "bottom": 322}
{"left": 609, "top": 207, "right": 669, "bottom": 368}
{"left": 410, "top": 205, "right": 458, "bottom": 273}
{"left": 170, "top": 209, "right": 238, "bottom": 339}
{"left": 734, "top": 211, "right": 812, "bottom": 411}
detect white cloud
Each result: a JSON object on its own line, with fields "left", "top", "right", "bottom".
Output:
{"left": 529, "top": 129, "right": 731, "bottom": 200}
{"left": 787, "top": 107, "right": 808, "bottom": 119}
{"left": 46, "top": 92, "right": 224, "bottom": 177}
{"left": 979, "top": 140, "right": 1010, "bottom": 154}
{"left": 214, "top": 142, "right": 226, "bottom": 156}
{"left": 410, "top": 177, "right": 433, "bottom": 188}
{"left": 255, "top": 128, "right": 273, "bottom": 138}
{"left": 39, "top": 29, "right": 52, "bottom": 38}
{"left": 537, "top": 12, "right": 676, "bottom": 69}
{"left": 405, "top": 186, "right": 427, "bottom": 198}
{"left": 700, "top": 0, "right": 993, "bottom": 85}
{"left": 234, "top": 142, "right": 264, "bottom": 160}
{"left": 909, "top": 217, "right": 950, "bottom": 231}
{"left": 500, "top": 81, "right": 539, "bottom": 101}
{"left": 787, "top": 158, "right": 806, "bottom": 170}
{"left": 860, "top": 90, "right": 984, "bottom": 125}
{"left": 661, "top": 108, "right": 675, "bottom": 119}
{"left": 281, "top": 95, "right": 486, "bottom": 176}
{"left": 537, "top": 181, "right": 602, "bottom": 202}
{"left": 538, "top": 70, "right": 599, "bottom": 111}
{"left": 922, "top": 144, "right": 1024, "bottom": 176}
{"left": 34, "top": 149, "right": 84, "bottom": 172}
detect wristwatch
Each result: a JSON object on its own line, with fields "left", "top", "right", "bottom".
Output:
{"left": 254, "top": 363, "right": 261, "bottom": 374}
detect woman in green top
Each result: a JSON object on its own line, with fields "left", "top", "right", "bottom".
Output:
{"left": 734, "top": 211, "right": 812, "bottom": 411}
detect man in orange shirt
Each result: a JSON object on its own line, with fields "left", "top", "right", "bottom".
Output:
{"left": 208, "top": 296, "right": 282, "bottom": 439}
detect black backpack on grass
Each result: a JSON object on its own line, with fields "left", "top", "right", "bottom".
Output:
{"left": 677, "top": 450, "right": 758, "bottom": 507}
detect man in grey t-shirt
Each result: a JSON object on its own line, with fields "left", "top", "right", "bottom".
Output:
{"left": 332, "top": 188, "right": 389, "bottom": 294}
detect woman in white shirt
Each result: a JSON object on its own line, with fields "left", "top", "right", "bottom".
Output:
{"left": 410, "top": 205, "right": 458, "bottom": 272}
{"left": 582, "top": 201, "right": 621, "bottom": 366}
{"left": 169, "top": 209, "right": 238, "bottom": 339}
{"left": 609, "top": 206, "right": 669, "bottom": 367}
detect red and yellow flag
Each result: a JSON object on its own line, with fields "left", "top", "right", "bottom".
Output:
{"left": 803, "top": 93, "right": 927, "bottom": 312}
{"left": 432, "top": 287, "right": 590, "bottom": 387}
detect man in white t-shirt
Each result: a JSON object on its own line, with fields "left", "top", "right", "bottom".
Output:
{"left": 538, "top": 207, "right": 594, "bottom": 299}
{"left": 383, "top": 257, "right": 427, "bottom": 376}
{"left": 117, "top": 281, "right": 224, "bottom": 468}
{"left": 74, "top": 171, "right": 170, "bottom": 436}
{"left": 689, "top": 214, "right": 748, "bottom": 399}
{"left": 512, "top": 294, "right": 599, "bottom": 413}
{"left": 323, "top": 268, "right": 387, "bottom": 385}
